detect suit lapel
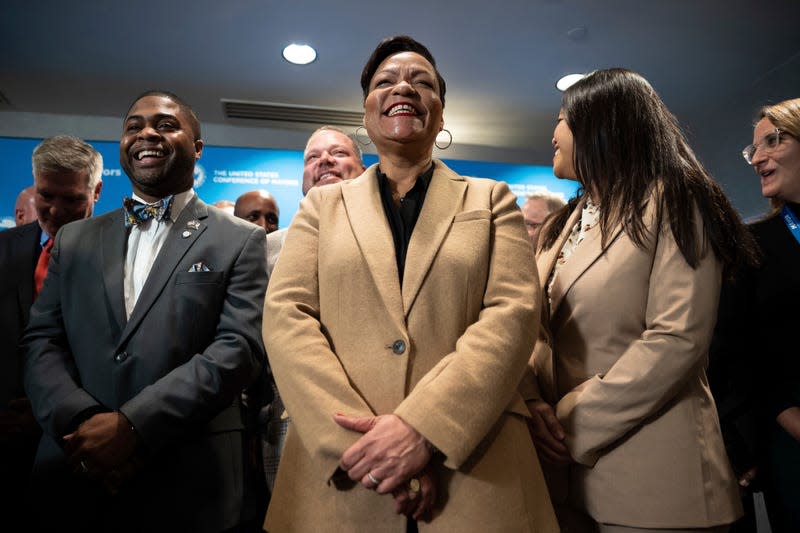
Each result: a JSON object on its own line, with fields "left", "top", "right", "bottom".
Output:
{"left": 549, "top": 200, "right": 624, "bottom": 318}
{"left": 116, "top": 196, "right": 208, "bottom": 348}
{"left": 402, "top": 161, "right": 466, "bottom": 316}
{"left": 535, "top": 200, "right": 583, "bottom": 301}
{"left": 342, "top": 166, "right": 405, "bottom": 331}
{"left": 100, "top": 211, "right": 128, "bottom": 333}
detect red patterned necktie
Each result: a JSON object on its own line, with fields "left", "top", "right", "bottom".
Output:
{"left": 34, "top": 237, "right": 53, "bottom": 298}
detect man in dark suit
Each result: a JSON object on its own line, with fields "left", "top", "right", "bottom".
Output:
{"left": 22, "top": 91, "right": 268, "bottom": 532}
{"left": 0, "top": 135, "right": 103, "bottom": 519}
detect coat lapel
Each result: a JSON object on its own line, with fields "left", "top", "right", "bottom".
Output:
{"left": 100, "top": 211, "right": 129, "bottom": 334}
{"left": 549, "top": 200, "right": 624, "bottom": 319}
{"left": 116, "top": 196, "right": 208, "bottom": 349}
{"left": 341, "top": 167, "right": 405, "bottom": 331}
{"left": 535, "top": 199, "right": 584, "bottom": 302}
{"left": 402, "top": 161, "right": 466, "bottom": 316}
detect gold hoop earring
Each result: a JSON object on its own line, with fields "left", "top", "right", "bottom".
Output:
{"left": 354, "top": 126, "right": 372, "bottom": 146}
{"left": 435, "top": 128, "right": 452, "bottom": 150}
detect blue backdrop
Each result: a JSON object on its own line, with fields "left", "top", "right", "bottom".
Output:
{"left": 0, "top": 136, "right": 579, "bottom": 230}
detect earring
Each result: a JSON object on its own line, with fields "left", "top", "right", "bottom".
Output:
{"left": 354, "top": 126, "right": 372, "bottom": 146}
{"left": 435, "top": 128, "right": 452, "bottom": 150}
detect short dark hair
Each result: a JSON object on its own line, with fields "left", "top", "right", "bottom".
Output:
{"left": 360, "top": 35, "right": 446, "bottom": 106}
{"left": 124, "top": 90, "right": 202, "bottom": 140}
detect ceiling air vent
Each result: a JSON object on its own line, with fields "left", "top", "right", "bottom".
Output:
{"left": 222, "top": 99, "right": 363, "bottom": 127}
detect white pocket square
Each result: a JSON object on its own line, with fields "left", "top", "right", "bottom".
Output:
{"left": 188, "top": 262, "right": 211, "bottom": 272}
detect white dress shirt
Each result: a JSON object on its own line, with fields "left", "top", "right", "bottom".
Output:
{"left": 124, "top": 189, "right": 195, "bottom": 318}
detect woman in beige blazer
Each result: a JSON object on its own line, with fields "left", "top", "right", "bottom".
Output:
{"left": 526, "top": 69, "right": 758, "bottom": 532}
{"left": 262, "top": 35, "right": 558, "bottom": 532}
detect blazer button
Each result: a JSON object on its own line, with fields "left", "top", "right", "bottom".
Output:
{"left": 391, "top": 340, "right": 406, "bottom": 355}
{"left": 114, "top": 351, "right": 128, "bottom": 363}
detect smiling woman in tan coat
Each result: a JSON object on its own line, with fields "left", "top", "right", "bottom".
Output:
{"left": 525, "top": 69, "right": 758, "bottom": 533}
{"left": 262, "top": 36, "right": 558, "bottom": 532}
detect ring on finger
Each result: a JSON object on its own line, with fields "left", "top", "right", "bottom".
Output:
{"left": 407, "top": 477, "right": 420, "bottom": 499}
{"left": 80, "top": 460, "right": 88, "bottom": 474}
{"left": 367, "top": 472, "right": 380, "bottom": 487}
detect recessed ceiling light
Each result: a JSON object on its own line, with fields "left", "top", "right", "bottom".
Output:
{"left": 282, "top": 43, "right": 317, "bottom": 65}
{"left": 556, "top": 73, "right": 585, "bottom": 91}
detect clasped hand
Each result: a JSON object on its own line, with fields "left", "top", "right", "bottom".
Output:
{"left": 527, "top": 399, "right": 573, "bottom": 465}
{"left": 63, "top": 411, "right": 142, "bottom": 494}
{"left": 335, "top": 413, "right": 436, "bottom": 521}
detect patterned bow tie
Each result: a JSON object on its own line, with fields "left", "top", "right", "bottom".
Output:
{"left": 123, "top": 195, "right": 174, "bottom": 227}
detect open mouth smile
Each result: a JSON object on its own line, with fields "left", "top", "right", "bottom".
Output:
{"left": 134, "top": 148, "right": 165, "bottom": 161}
{"left": 316, "top": 171, "right": 341, "bottom": 182}
{"left": 385, "top": 103, "right": 420, "bottom": 117}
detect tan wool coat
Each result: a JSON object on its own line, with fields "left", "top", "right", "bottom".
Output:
{"left": 263, "top": 161, "right": 558, "bottom": 532}
{"left": 526, "top": 196, "right": 742, "bottom": 529}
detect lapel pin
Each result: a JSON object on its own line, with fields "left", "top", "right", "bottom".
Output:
{"left": 182, "top": 230, "right": 192, "bottom": 238}
{"left": 187, "top": 220, "right": 200, "bottom": 230}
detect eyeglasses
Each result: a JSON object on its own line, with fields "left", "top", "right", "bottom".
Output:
{"left": 742, "top": 128, "right": 783, "bottom": 165}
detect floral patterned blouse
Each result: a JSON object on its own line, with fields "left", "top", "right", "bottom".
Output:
{"left": 547, "top": 197, "right": 600, "bottom": 307}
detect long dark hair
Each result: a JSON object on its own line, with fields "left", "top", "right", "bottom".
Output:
{"left": 540, "top": 68, "right": 757, "bottom": 279}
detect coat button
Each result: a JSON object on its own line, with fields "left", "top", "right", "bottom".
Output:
{"left": 391, "top": 340, "right": 406, "bottom": 355}
{"left": 114, "top": 351, "right": 128, "bottom": 363}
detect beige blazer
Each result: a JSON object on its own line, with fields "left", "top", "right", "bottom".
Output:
{"left": 263, "top": 161, "right": 558, "bottom": 532}
{"left": 528, "top": 196, "right": 742, "bottom": 528}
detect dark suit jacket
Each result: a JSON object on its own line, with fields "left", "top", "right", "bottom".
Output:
{"left": 22, "top": 196, "right": 268, "bottom": 532}
{"left": 0, "top": 221, "right": 42, "bottom": 518}
{"left": 0, "top": 221, "right": 39, "bottom": 405}
{"left": 710, "top": 204, "right": 800, "bottom": 489}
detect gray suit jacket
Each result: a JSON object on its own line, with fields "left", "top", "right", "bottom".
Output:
{"left": 22, "top": 196, "right": 268, "bottom": 532}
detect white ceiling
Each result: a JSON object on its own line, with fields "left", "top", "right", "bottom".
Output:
{"left": 2, "top": 0, "right": 799, "bottom": 216}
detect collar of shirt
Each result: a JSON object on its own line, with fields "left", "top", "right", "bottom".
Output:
{"left": 375, "top": 162, "right": 435, "bottom": 200}
{"left": 129, "top": 188, "right": 196, "bottom": 225}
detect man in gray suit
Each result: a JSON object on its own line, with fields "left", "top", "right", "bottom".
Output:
{"left": 261, "top": 125, "right": 364, "bottom": 493}
{"left": 22, "top": 91, "right": 268, "bottom": 532}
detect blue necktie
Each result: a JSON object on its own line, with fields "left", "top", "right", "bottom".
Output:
{"left": 123, "top": 196, "right": 173, "bottom": 228}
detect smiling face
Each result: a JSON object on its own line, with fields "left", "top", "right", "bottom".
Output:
{"left": 34, "top": 170, "right": 101, "bottom": 238}
{"left": 363, "top": 51, "right": 444, "bottom": 155}
{"left": 120, "top": 95, "right": 203, "bottom": 202}
{"left": 552, "top": 111, "right": 578, "bottom": 181}
{"left": 302, "top": 129, "right": 364, "bottom": 195}
{"left": 750, "top": 117, "right": 800, "bottom": 203}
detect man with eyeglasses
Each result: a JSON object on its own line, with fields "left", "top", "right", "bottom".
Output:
{"left": 521, "top": 190, "right": 565, "bottom": 248}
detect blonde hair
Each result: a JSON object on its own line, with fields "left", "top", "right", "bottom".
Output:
{"left": 756, "top": 98, "right": 800, "bottom": 211}
{"left": 32, "top": 135, "right": 103, "bottom": 189}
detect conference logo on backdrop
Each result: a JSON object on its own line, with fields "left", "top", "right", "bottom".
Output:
{"left": 194, "top": 164, "right": 206, "bottom": 189}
